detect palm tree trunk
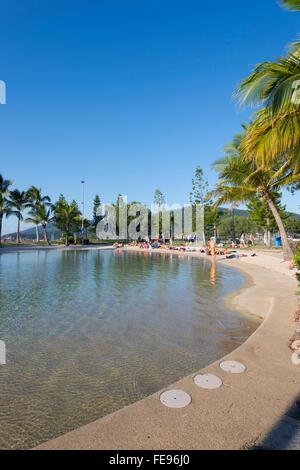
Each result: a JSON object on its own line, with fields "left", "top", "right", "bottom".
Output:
{"left": 42, "top": 224, "right": 50, "bottom": 246}
{"left": 65, "top": 226, "right": 69, "bottom": 246}
{"left": 36, "top": 224, "right": 40, "bottom": 243}
{"left": 264, "top": 193, "right": 293, "bottom": 261}
{"left": 17, "top": 217, "right": 20, "bottom": 243}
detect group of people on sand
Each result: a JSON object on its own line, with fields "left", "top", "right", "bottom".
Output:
{"left": 128, "top": 239, "right": 162, "bottom": 249}
{"left": 113, "top": 242, "right": 125, "bottom": 248}
{"left": 231, "top": 232, "right": 254, "bottom": 249}
{"left": 116, "top": 236, "right": 254, "bottom": 259}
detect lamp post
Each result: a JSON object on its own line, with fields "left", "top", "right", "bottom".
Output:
{"left": 81, "top": 180, "right": 85, "bottom": 247}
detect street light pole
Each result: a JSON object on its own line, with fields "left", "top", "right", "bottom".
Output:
{"left": 81, "top": 180, "right": 85, "bottom": 247}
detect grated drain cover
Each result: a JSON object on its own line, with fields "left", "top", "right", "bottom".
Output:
{"left": 160, "top": 390, "right": 192, "bottom": 408}
{"left": 291, "top": 352, "right": 300, "bottom": 365}
{"left": 220, "top": 360, "right": 246, "bottom": 374}
{"left": 194, "top": 373, "right": 223, "bottom": 389}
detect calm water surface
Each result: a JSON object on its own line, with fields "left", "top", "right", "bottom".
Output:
{"left": 0, "top": 249, "right": 259, "bottom": 449}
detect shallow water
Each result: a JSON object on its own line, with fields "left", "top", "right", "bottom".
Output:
{"left": 0, "top": 249, "right": 259, "bottom": 449}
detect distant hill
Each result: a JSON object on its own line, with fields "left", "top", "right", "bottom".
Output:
{"left": 3, "top": 223, "right": 62, "bottom": 241}
{"left": 218, "top": 208, "right": 300, "bottom": 221}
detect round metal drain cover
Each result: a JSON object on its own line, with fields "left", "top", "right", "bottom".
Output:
{"left": 291, "top": 340, "right": 300, "bottom": 351}
{"left": 160, "top": 390, "right": 192, "bottom": 408}
{"left": 291, "top": 352, "right": 300, "bottom": 365}
{"left": 220, "top": 360, "right": 246, "bottom": 374}
{"left": 194, "top": 373, "right": 223, "bottom": 389}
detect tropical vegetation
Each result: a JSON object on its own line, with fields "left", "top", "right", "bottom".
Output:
{"left": 209, "top": 0, "right": 300, "bottom": 260}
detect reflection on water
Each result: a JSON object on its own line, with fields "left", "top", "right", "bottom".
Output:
{"left": 0, "top": 249, "right": 259, "bottom": 449}
{"left": 210, "top": 256, "right": 216, "bottom": 286}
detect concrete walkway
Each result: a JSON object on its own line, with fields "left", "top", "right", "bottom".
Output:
{"left": 34, "top": 250, "right": 300, "bottom": 450}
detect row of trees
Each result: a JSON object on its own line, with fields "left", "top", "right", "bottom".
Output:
{"left": 0, "top": 177, "right": 52, "bottom": 247}
{"left": 0, "top": 175, "right": 100, "bottom": 247}
{"left": 1, "top": 170, "right": 299, "bottom": 248}
{"left": 207, "top": 0, "right": 300, "bottom": 260}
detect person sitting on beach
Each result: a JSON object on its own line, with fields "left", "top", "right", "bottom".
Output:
{"left": 113, "top": 242, "right": 124, "bottom": 248}
{"left": 226, "top": 253, "right": 248, "bottom": 259}
{"left": 289, "top": 259, "right": 296, "bottom": 270}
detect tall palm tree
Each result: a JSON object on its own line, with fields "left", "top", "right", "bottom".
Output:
{"left": 25, "top": 203, "right": 53, "bottom": 245}
{"left": 210, "top": 130, "right": 297, "bottom": 261}
{"left": 26, "top": 186, "right": 51, "bottom": 242}
{"left": 7, "top": 190, "right": 28, "bottom": 243}
{"left": 234, "top": 1, "right": 300, "bottom": 175}
{"left": 0, "top": 175, "right": 13, "bottom": 248}
{"left": 235, "top": 52, "right": 300, "bottom": 172}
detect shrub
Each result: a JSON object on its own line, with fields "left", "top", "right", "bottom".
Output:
{"left": 76, "top": 238, "right": 90, "bottom": 245}
{"left": 289, "top": 239, "right": 300, "bottom": 254}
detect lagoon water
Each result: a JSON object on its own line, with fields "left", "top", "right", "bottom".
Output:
{"left": 0, "top": 249, "right": 259, "bottom": 449}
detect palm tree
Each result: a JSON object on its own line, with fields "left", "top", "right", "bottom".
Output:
{"left": 26, "top": 186, "right": 51, "bottom": 242}
{"left": 7, "top": 190, "right": 28, "bottom": 243}
{"left": 53, "top": 198, "right": 81, "bottom": 246}
{"left": 234, "top": 1, "right": 300, "bottom": 176}
{"left": 209, "top": 129, "right": 297, "bottom": 260}
{"left": 0, "top": 175, "right": 13, "bottom": 248}
{"left": 25, "top": 203, "right": 53, "bottom": 245}
{"left": 235, "top": 53, "right": 300, "bottom": 172}
{"left": 279, "top": 0, "right": 300, "bottom": 10}
{"left": 82, "top": 218, "right": 91, "bottom": 240}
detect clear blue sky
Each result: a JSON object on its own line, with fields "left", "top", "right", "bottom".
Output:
{"left": 1, "top": 0, "right": 299, "bottom": 234}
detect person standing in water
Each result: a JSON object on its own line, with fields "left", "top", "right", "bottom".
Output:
{"left": 209, "top": 238, "right": 216, "bottom": 256}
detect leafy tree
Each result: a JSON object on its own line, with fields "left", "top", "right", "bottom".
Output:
{"left": 153, "top": 189, "right": 165, "bottom": 207}
{"left": 247, "top": 195, "right": 289, "bottom": 248}
{"left": 190, "top": 166, "right": 224, "bottom": 243}
{"left": 7, "top": 189, "right": 28, "bottom": 243}
{"left": 285, "top": 216, "right": 300, "bottom": 236}
{"left": 218, "top": 215, "right": 255, "bottom": 241}
{"left": 91, "top": 194, "right": 102, "bottom": 232}
{"left": 52, "top": 197, "right": 81, "bottom": 246}
{"left": 0, "top": 174, "right": 13, "bottom": 248}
